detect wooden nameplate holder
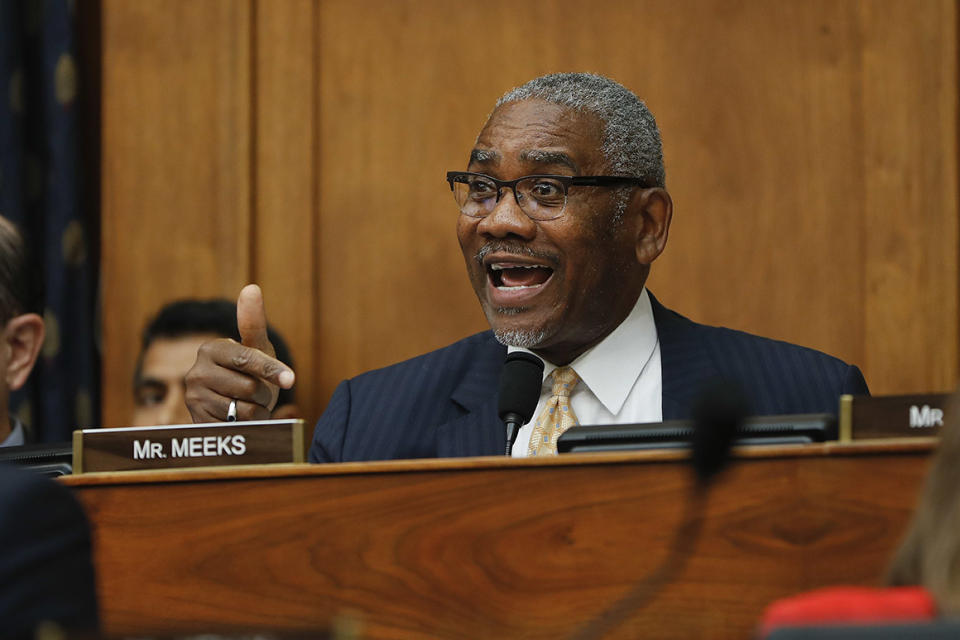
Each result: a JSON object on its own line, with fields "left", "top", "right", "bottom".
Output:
{"left": 839, "top": 393, "right": 951, "bottom": 441}
{"left": 72, "top": 419, "right": 306, "bottom": 473}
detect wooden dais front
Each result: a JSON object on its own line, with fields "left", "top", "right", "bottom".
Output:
{"left": 62, "top": 443, "right": 934, "bottom": 639}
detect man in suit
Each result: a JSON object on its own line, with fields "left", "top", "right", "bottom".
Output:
{"left": 0, "top": 217, "right": 45, "bottom": 447}
{"left": 184, "top": 73, "right": 868, "bottom": 461}
{"left": 0, "top": 463, "right": 99, "bottom": 639}
{"left": 0, "top": 217, "right": 98, "bottom": 636}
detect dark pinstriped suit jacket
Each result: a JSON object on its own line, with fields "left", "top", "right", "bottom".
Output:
{"left": 309, "top": 294, "right": 869, "bottom": 463}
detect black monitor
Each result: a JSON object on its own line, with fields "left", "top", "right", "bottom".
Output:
{"left": 766, "top": 621, "right": 960, "bottom": 639}
{"left": 557, "top": 413, "right": 837, "bottom": 454}
{"left": 0, "top": 442, "right": 74, "bottom": 477}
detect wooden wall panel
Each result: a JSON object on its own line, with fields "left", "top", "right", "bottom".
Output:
{"left": 314, "top": 1, "right": 492, "bottom": 408}
{"left": 860, "top": 1, "right": 959, "bottom": 393}
{"left": 100, "top": 0, "right": 959, "bottom": 429}
{"left": 641, "top": 1, "right": 868, "bottom": 369}
{"left": 100, "top": 0, "right": 251, "bottom": 427}
{"left": 253, "top": 1, "right": 322, "bottom": 427}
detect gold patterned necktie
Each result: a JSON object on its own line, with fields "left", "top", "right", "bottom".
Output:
{"left": 528, "top": 366, "right": 581, "bottom": 456}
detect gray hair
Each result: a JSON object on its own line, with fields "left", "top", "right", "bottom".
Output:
{"left": 495, "top": 72, "right": 665, "bottom": 188}
{"left": 0, "top": 217, "right": 32, "bottom": 324}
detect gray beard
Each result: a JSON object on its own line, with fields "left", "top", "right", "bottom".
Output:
{"left": 493, "top": 327, "right": 548, "bottom": 348}
{"left": 490, "top": 306, "right": 549, "bottom": 348}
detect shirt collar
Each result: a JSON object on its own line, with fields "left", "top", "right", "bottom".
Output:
{"left": 1, "top": 416, "right": 26, "bottom": 447}
{"left": 509, "top": 288, "right": 659, "bottom": 415}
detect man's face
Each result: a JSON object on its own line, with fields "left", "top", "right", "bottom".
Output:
{"left": 456, "top": 99, "right": 644, "bottom": 365}
{"left": 133, "top": 334, "right": 215, "bottom": 426}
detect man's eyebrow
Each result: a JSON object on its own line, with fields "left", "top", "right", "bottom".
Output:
{"left": 469, "top": 148, "right": 499, "bottom": 165}
{"left": 134, "top": 377, "right": 164, "bottom": 390}
{"left": 519, "top": 150, "right": 579, "bottom": 173}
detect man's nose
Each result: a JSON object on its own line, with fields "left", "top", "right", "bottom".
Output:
{"left": 476, "top": 187, "right": 537, "bottom": 239}
{"left": 162, "top": 387, "right": 193, "bottom": 425}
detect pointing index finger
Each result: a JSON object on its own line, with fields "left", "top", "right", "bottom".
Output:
{"left": 221, "top": 341, "right": 295, "bottom": 389}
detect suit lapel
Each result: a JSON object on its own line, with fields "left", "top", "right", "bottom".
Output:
{"left": 650, "top": 292, "right": 719, "bottom": 420}
{"left": 435, "top": 334, "right": 506, "bottom": 458}
{"left": 436, "top": 294, "right": 718, "bottom": 454}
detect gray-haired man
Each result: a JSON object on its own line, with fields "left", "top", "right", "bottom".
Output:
{"left": 185, "top": 72, "right": 869, "bottom": 462}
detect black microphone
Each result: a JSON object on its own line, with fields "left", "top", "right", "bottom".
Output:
{"left": 497, "top": 351, "right": 545, "bottom": 456}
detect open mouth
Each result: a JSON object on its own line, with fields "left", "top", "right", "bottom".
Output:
{"left": 487, "top": 262, "right": 554, "bottom": 290}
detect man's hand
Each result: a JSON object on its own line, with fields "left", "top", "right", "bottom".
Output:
{"left": 185, "top": 284, "right": 295, "bottom": 423}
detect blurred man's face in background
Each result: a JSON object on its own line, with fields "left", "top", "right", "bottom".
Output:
{"left": 132, "top": 334, "right": 214, "bottom": 426}
{"left": 132, "top": 331, "right": 300, "bottom": 426}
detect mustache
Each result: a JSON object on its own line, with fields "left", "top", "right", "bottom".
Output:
{"left": 474, "top": 242, "right": 559, "bottom": 266}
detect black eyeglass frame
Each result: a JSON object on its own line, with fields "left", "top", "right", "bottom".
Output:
{"left": 445, "top": 171, "right": 654, "bottom": 219}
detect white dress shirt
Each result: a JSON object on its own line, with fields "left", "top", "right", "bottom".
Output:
{"left": 510, "top": 288, "right": 662, "bottom": 457}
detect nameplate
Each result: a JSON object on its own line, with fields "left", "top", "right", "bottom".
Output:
{"left": 72, "top": 419, "right": 306, "bottom": 474}
{"left": 839, "top": 393, "right": 951, "bottom": 441}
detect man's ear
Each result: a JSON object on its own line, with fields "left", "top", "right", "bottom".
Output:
{"left": 631, "top": 188, "right": 673, "bottom": 265}
{"left": 3, "top": 313, "right": 45, "bottom": 392}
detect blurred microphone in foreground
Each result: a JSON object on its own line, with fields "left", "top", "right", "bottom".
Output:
{"left": 571, "top": 378, "right": 748, "bottom": 640}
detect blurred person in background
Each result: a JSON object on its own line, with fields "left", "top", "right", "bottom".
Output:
{"left": 132, "top": 298, "right": 299, "bottom": 426}
{"left": 0, "top": 463, "right": 99, "bottom": 639}
{"left": 0, "top": 217, "right": 44, "bottom": 446}
{"left": 0, "top": 217, "right": 98, "bottom": 636}
{"left": 885, "top": 390, "right": 960, "bottom": 610}
{"left": 757, "top": 393, "right": 960, "bottom": 635}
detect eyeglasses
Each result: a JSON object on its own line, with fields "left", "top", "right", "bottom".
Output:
{"left": 446, "top": 171, "right": 652, "bottom": 221}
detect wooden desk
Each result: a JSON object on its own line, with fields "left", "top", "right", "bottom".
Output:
{"left": 62, "top": 442, "right": 935, "bottom": 639}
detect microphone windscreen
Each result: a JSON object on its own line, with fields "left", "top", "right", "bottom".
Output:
{"left": 497, "top": 351, "right": 545, "bottom": 425}
{"left": 690, "top": 378, "right": 748, "bottom": 487}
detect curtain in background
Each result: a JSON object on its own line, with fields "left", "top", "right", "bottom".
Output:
{"left": 0, "top": 1, "right": 98, "bottom": 441}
